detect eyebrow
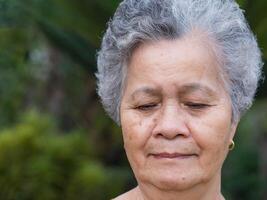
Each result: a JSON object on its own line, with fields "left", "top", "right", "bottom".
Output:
{"left": 130, "top": 83, "right": 218, "bottom": 100}
{"left": 178, "top": 83, "right": 218, "bottom": 98}
{"left": 130, "top": 87, "right": 160, "bottom": 100}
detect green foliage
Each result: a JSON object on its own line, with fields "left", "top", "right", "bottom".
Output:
{"left": 222, "top": 100, "right": 267, "bottom": 200}
{"left": 0, "top": 110, "right": 131, "bottom": 200}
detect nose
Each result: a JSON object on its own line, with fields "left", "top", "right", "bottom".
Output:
{"left": 152, "top": 103, "right": 190, "bottom": 140}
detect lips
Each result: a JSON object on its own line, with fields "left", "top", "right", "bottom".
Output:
{"left": 149, "top": 152, "right": 197, "bottom": 159}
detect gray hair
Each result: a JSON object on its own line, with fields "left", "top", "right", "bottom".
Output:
{"left": 96, "top": 0, "right": 263, "bottom": 124}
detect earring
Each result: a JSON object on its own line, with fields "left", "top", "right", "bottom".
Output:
{"left": 229, "top": 140, "right": 235, "bottom": 150}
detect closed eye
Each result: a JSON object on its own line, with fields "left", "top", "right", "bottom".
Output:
{"left": 184, "top": 102, "right": 211, "bottom": 110}
{"left": 135, "top": 104, "right": 158, "bottom": 111}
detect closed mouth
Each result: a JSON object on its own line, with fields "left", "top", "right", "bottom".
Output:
{"left": 149, "top": 152, "right": 198, "bottom": 159}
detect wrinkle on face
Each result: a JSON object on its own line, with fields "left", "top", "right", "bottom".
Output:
{"left": 120, "top": 30, "right": 236, "bottom": 194}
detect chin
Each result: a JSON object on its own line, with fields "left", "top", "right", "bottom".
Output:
{"left": 155, "top": 176, "right": 201, "bottom": 191}
{"left": 138, "top": 169, "right": 204, "bottom": 191}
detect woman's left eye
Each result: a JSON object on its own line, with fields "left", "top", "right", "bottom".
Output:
{"left": 184, "top": 102, "right": 210, "bottom": 110}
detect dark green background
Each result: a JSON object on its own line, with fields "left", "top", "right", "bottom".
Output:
{"left": 0, "top": 0, "right": 266, "bottom": 199}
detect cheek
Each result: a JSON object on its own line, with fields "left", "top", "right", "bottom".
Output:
{"left": 121, "top": 112, "right": 157, "bottom": 171}
{"left": 190, "top": 111, "right": 232, "bottom": 169}
{"left": 191, "top": 109, "right": 232, "bottom": 149}
{"left": 121, "top": 112, "right": 156, "bottom": 155}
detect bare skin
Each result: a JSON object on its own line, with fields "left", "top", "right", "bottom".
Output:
{"left": 113, "top": 185, "right": 225, "bottom": 200}
{"left": 116, "top": 31, "right": 237, "bottom": 200}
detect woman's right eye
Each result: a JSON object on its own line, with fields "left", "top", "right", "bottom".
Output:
{"left": 135, "top": 104, "right": 157, "bottom": 111}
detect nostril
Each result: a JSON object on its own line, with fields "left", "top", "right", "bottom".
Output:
{"left": 154, "top": 132, "right": 164, "bottom": 139}
{"left": 152, "top": 119, "right": 191, "bottom": 139}
{"left": 154, "top": 131, "right": 189, "bottom": 140}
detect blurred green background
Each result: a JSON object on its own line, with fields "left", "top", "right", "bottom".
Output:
{"left": 0, "top": 0, "right": 266, "bottom": 199}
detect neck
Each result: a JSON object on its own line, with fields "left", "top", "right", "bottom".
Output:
{"left": 134, "top": 173, "right": 224, "bottom": 200}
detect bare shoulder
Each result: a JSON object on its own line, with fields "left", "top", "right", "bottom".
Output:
{"left": 112, "top": 187, "right": 140, "bottom": 200}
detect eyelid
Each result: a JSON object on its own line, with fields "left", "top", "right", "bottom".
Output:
{"left": 183, "top": 102, "right": 212, "bottom": 109}
{"left": 135, "top": 103, "right": 159, "bottom": 111}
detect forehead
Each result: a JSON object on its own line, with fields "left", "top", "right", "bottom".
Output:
{"left": 125, "top": 33, "right": 226, "bottom": 95}
{"left": 129, "top": 34, "right": 220, "bottom": 73}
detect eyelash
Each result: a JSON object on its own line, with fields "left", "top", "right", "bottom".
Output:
{"left": 135, "top": 103, "right": 158, "bottom": 111}
{"left": 135, "top": 102, "right": 211, "bottom": 112}
{"left": 184, "top": 102, "right": 210, "bottom": 110}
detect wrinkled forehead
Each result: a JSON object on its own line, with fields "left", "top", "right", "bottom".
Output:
{"left": 127, "top": 30, "right": 227, "bottom": 84}
{"left": 127, "top": 29, "right": 226, "bottom": 77}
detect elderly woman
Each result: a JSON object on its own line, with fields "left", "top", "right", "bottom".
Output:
{"left": 96, "top": 0, "right": 263, "bottom": 199}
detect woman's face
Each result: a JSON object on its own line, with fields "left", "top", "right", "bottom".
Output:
{"left": 120, "top": 35, "right": 237, "bottom": 191}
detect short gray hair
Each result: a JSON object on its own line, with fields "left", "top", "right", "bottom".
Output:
{"left": 96, "top": 0, "right": 263, "bottom": 124}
